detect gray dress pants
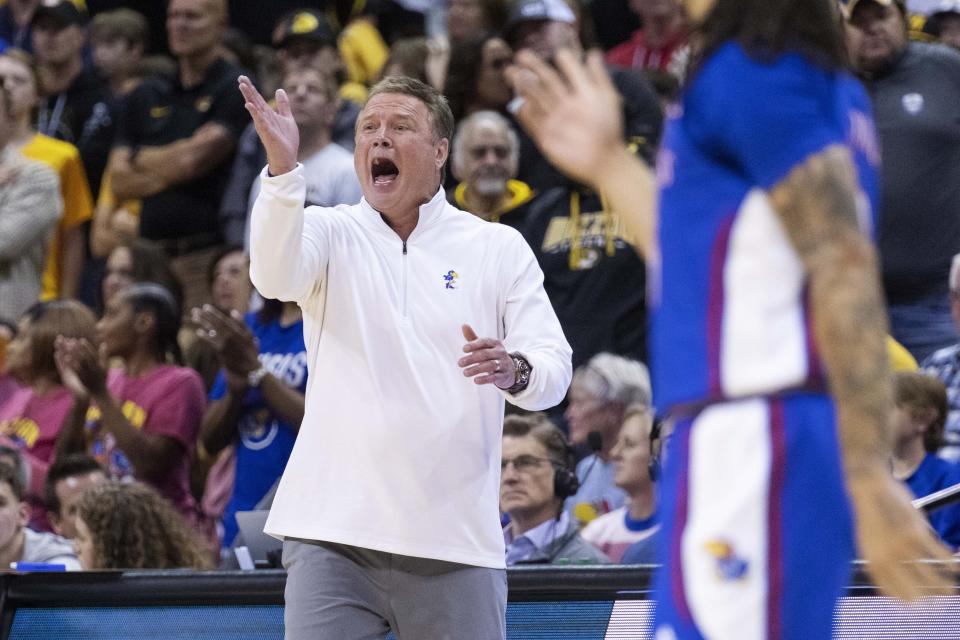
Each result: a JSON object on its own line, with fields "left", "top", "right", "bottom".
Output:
{"left": 282, "top": 538, "right": 507, "bottom": 640}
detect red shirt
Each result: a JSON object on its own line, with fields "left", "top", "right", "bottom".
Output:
{"left": 86, "top": 365, "right": 205, "bottom": 521}
{"left": 606, "top": 28, "right": 688, "bottom": 74}
{"left": 0, "top": 385, "right": 73, "bottom": 530}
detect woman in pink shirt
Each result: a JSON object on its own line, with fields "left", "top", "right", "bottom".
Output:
{"left": 54, "top": 283, "right": 206, "bottom": 526}
{"left": 0, "top": 300, "right": 98, "bottom": 529}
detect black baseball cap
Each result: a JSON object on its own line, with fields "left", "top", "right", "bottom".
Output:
{"left": 930, "top": 0, "right": 960, "bottom": 17}
{"left": 272, "top": 9, "right": 337, "bottom": 49}
{"left": 504, "top": 0, "right": 575, "bottom": 41}
{"left": 845, "top": 0, "right": 907, "bottom": 17}
{"left": 33, "top": 0, "right": 88, "bottom": 27}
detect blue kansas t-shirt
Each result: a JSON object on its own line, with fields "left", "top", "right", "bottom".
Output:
{"left": 905, "top": 453, "right": 960, "bottom": 550}
{"left": 211, "top": 312, "right": 307, "bottom": 546}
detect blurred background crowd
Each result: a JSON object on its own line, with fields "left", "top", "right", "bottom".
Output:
{"left": 1, "top": 0, "right": 960, "bottom": 572}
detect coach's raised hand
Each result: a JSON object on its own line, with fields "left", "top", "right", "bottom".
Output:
{"left": 238, "top": 75, "right": 299, "bottom": 176}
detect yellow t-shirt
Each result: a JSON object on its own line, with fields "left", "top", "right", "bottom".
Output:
{"left": 339, "top": 18, "right": 388, "bottom": 87}
{"left": 340, "top": 81, "right": 369, "bottom": 105}
{"left": 887, "top": 335, "right": 919, "bottom": 372}
{"left": 21, "top": 133, "right": 94, "bottom": 300}
{"left": 95, "top": 170, "right": 142, "bottom": 217}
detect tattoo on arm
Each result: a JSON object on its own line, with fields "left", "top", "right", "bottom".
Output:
{"left": 769, "top": 144, "right": 892, "bottom": 472}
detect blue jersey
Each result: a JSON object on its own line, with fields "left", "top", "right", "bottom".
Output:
{"left": 652, "top": 42, "right": 880, "bottom": 413}
{"left": 211, "top": 312, "right": 307, "bottom": 546}
{"left": 905, "top": 454, "right": 960, "bottom": 550}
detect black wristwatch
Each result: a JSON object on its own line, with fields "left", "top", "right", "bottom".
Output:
{"left": 505, "top": 352, "right": 532, "bottom": 395}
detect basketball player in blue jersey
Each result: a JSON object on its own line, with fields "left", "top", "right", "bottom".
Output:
{"left": 510, "top": 0, "right": 955, "bottom": 638}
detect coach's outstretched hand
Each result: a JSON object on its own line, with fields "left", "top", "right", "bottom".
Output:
{"left": 849, "top": 466, "right": 956, "bottom": 601}
{"left": 459, "top": 324, "right": 516, "bottom": 390}
{"left": 507, "top": 49, "right": 657, "bottom": 260}
{"left": 238, "top": 75, "right": 299, "bottom": 176}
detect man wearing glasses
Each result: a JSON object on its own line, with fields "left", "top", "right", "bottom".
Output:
{"left": 500, "top": 413, "right": 609, "bottom": 565}
{"left": 922, "top": 253, "right": 960, "bottom": 462}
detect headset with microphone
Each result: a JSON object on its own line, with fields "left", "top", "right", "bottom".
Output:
{"left": 552, "top": 441, "right": 581, "bottom": 500}
{"left": 648, "top": 415, "right": 663, "bottom": 482}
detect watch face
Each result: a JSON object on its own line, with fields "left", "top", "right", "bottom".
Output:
{"left": 507, "top": 353, "right": 532, "bottom": 393}
{"left": 514, "top": 354, "right": 530, "bottom": 382}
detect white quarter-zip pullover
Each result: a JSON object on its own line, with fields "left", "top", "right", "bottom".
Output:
{"left": 250, "top": 165, "right": 572, "bottom": 568}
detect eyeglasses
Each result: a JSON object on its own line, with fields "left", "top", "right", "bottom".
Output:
{"left": 469, "top": 145, "right": 510, "bottom": 161}
{"left": 501, "top": 454, "right": 555, "bottom": 473}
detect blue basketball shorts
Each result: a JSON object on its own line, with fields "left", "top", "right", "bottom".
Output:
{"left": 652, "top": 393, "right": 855, "bottom": 640}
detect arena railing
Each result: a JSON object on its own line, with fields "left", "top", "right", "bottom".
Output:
{"left": 1, "top": 563, "right": 959, "bottom": 639}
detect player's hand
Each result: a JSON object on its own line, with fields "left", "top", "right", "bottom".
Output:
{"left": 459, "top": 324, "right": 515, "bottom": 389}
{"left": 848, "top": 466, "right": 957, "bottom": 600}
{"left": 506, "top": 48, "right": 625, "bottom": 190}
{"left": 238, "top": 75, "right": 299, "bottom": 176}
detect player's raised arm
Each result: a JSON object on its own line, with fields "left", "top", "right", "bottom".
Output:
{"left": 507, "top": 49, "right": 658, "bottom": 262}
{"left": 769, "top": 144, "right": 956, "bottom": 600}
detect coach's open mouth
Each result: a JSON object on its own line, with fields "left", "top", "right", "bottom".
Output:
{"left": 372, "top": 158, "right": 399, "bottom": 186}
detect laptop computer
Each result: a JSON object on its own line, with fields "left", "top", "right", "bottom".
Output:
{"left": 234, "top": 510, "right": 282, "bottom": 568}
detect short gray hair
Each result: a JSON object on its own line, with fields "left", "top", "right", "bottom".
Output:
{"left": 367, "top": 75, "right": 454, "bottom": 143}
{"left": 451, "top": 110, "right": 519, "bottom": 177}
{"left": 573, "top": 352, "right": 652, "bottom": 408}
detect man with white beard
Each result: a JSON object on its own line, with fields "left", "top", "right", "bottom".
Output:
{"left": 449, "top": 110, "right": 535, "bottom": 229}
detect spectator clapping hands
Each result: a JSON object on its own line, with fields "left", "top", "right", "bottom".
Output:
{"left": 193, "top": 305, "right": 260, "bottom": 393}
{"left": 54, "top": 337, "right": 107, "bottom": 401}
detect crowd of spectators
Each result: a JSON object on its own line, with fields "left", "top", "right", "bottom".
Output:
{"left": 0, "top": 0, "right": 958, "bottom": 573}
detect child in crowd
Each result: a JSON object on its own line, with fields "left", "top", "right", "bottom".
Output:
{"left": 892, "top": 371, "right": 960, "bottom": 549}
{"left": 44, "top": 453, "right": 106, "bottom": 539}
{"left": 74, "top": 480, "right": 210, "bottom": 570}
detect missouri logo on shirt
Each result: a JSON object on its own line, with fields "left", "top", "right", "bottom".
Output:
{"left": 85, "top": 400, "right": 146, "bottom": 430}
{"left": 542, "top": 212, "right": 630, "bottom": 270}
{"left": 0, "top": 417, "right": 39, "bottom": 448}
